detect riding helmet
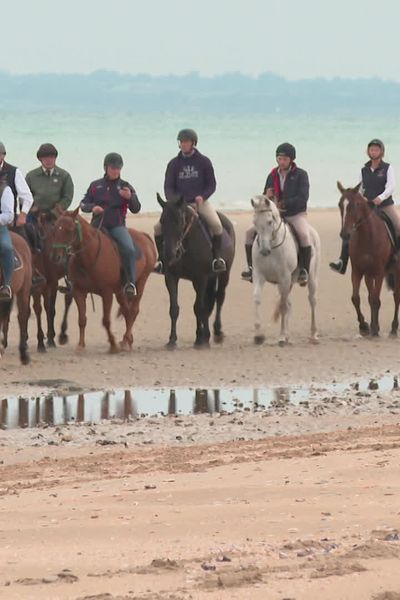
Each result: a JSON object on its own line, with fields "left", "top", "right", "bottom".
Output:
{"left": 177, "top": 129, "right": 198, "bottom": 145}
{"left": 37, "top": 143, "right": 58, "bottom": 159}
{"left": 367, "top": 138, "right": 385, "bottom": 153}
{"left": 276, "top": 142, "right": 296, "bottom": 160}
{"left": 104, "top": 152, "right": 124, "bottom": 169}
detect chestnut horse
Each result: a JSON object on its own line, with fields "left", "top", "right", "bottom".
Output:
{"left": 337, "top": 181, "right": 400, "bottom": 336}
{"left": 51, "top": 208, "right": 156, "bottom": 352}
{"left": 0, "top": 232, "right": 32, "bottom": 364}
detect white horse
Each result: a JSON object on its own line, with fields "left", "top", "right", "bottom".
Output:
{"left": 251, "top": 195, "right": 320, "bottom": 346}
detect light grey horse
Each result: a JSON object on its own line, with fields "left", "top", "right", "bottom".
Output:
{"left": 251, "top": 195, "right": 320, "bottom": 346}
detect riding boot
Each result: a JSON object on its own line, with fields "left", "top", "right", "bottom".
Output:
{"left": 0, "top": 244, "right": 14, "bottom": 301}
{"left": 241, "top": 244, "right": 253, "bottom": 282}
{"left": 58, "top": 256, "right": 73, "bottom": 294}
{"left": 154, "top": 234, "right": 164, "bottom": 274}
{"left": 211, "top": 234, "right": 226, "bottom": 273}
{"left": 329, "top": 240, "right": 349, "bottom": 275}
{"left": 298, "top": 245, "right": 312, "bottom": 287}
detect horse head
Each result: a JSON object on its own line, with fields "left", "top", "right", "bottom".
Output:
{"left": 337, "top": 182, "right": 370, "bottom": 240}
{"left": 157, "top": 193, "right": 195, "bottom": 266}
{"left": 51, "top": 207, "right": 82, "bottom": 264}
{"left": 251, "top": 194, "right": 281, "bottom": 256}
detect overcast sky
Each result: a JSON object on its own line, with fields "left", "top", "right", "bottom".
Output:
{"left": 2, "top": 0, "right": 400, "bottom": 80}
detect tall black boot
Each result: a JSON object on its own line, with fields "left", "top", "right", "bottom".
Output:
{"left": 154, "top": 234, "right": 164, "bottom": 274}
{"left": 298, "top": 245, "right": 312, "bottom": 286}
{"left": 329, "top": 240, "right": 349, "bottom": 275}
{"left": 241, "top": 244, "right": 253, "bottom": 282}
{"left": 211, "top": 234, "right": 226, "bottom": 273}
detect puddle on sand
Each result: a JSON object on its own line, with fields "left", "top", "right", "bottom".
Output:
{"left": 1, "top": 374, "right": 399, "bottom": 430}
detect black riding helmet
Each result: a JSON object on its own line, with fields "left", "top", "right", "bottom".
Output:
{"left": 104, "top": 152, "right": 124, "bottom": 169}
{"left": 177, "top": 129, "right": 198, "bottom": 146}
{"left": 37, "top": 143, "right": 58, "bottom": 159}
{"left": 276, "top": 142, "right": 296, "bottom": 160}
{"left": 367, "top": 138, "right": 385, "bottom": 153}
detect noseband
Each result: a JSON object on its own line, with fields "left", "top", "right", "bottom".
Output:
{"left": 52, "top": 218, "right": 83, "bottom": 256}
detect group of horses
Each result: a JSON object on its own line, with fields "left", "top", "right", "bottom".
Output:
{"left": 0, "top": 184, "right": 398, "bottom": 365}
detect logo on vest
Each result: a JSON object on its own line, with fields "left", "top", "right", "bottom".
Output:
{"left": 179, "top": 165, "right": 199, "bottom": 180}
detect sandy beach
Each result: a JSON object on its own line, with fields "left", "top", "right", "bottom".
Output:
{"left": 2, "top": 208, "right": 400, "bottom": 599}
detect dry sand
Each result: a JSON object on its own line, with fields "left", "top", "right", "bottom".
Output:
{"left": 1, "top": 209, "right": 400, "bottom": 599}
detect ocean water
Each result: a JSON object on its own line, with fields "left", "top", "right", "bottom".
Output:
{"left": 2, "top": 111, "right": 400, "bottom": 213}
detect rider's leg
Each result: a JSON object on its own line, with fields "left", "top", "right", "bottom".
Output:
{"left": 0, "top": 225, "right": 14, "bottom": 300}
{"left": 241, "top": 226, "right": 256, "bottom": 281}
{"left": 329, "top": 240, "right": 349, "bottom": 274}
{"left": 153, "top": 220, "right": 164, "bottom": 273}
{"left": 109, "top": 225, "right": 138, "bottom": 297}
{"left": 286, "top": 212, "right": 311, "bottom": 286}
{"left": 380, "top": 204, "right": 400, "bottom": 250}
{"left": 197, "top": 201, "right": 226, "bottom": 272}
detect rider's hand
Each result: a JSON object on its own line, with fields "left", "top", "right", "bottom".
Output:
{"left": 265, "top": 188, "right": 275, "bottom": 200}
{"left": 372, "top": 197, "right": 381, "bottom": 206}
{"left": 16, "top": 212, "right": 27, "bottom": 227}
{"left": 119, "top": 186, "right": 132, "bottom": 200}
{"left": 195, "top": 195, "right": 204, "bottom": 207}
{"left": 92, "top": 206, "right": 104, "bottom": 215}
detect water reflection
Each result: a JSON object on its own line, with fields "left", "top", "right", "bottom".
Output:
{"left": 0, "top": 375, "right": 399, "bottom": 430}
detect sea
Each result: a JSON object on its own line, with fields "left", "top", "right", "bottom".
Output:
{"left": 2, "top": 111, "right": 400, "bottom": 212}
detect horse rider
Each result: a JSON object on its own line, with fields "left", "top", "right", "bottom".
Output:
{"left": 153, "top": 128, "right": 226, "bottom": 274}
{"left": 330, "top": 138, "right": 400, "bottom": 274}
{"left": 241, "top": 142, "right": 311, "bottom": 286}
{"left": 0, "top": 179, "right": 15, "bottom": 300}
{"left": 80, "top": 152, "right": 141, "bottom": 299}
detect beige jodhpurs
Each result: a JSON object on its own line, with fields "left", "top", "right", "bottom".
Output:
{"left": 245, "top": 211, "right": 311, "bottom": 247}
{"left": 380, "top": 204, "right": 400, "bottom": 236}
{"left": 154, "top": 200, "right": 223, "bottom": 236}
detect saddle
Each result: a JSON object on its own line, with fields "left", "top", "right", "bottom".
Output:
{"left": 377, "top": 210, "right": 396, "bottom": 248}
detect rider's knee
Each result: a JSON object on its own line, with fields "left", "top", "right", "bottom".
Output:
{"left": 212, "top": 222, "right": 223, "bottom": 236}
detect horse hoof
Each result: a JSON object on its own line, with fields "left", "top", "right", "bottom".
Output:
{"left": 359, "top": 325, "right": 370, "bottom": 337}
{"left": 389, "top": 331, "right": 398, "bottom": 338}
{"left": 109, "top": 345, "right": 120, "bottom": 354}
{"left": 58, "top": 333, "right": 69, "bottom": 345}
{"left": 75, "top": 345, "right": 86, "bottom": 353}
{"left": 119, "top": 340, "right": 133, "bottom": 352}
{"left": 165, "top": 341, "right": 176, "bottom": 350}
{"left": 309, "top": 336, "right": 320, "bottom": 345}
{"left": 278, "top": 339, "right": 288, "bottom": 347}
{"left": 213, "top": 332, "right": 224, "bottom": 344}
{"left": 20, "top": 354, "right": 30, "bottom": 365}
{"left": 194, "top": 340, "right": 210, "bottom": 349}
{"left": 37, "top": 344, "right": 47, "bottom": 353}
{"left": 254, "top": 335, "right": 265, "bottom": 345}
{"left": 47, "top": 340, "right": 56, "bottom": 349}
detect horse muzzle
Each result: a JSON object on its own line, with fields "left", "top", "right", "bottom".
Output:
{"left": 260, "top": 247, "right": 271, "bottom": 257}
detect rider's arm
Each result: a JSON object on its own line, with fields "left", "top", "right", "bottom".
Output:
{"left": 0, "top": 186, "right": 14, "bottom": 226}
{"left": 164, "top": 159, "right": 178, "bottom": 201}
{"left": 15, "top": 168, "right": 33, "bottom": 214}
{"left": 80, "top": 183, "right": 96, "bottom": 213}
{"left": 263, "top": 172, "right": 274, "bottom": 195}
{"left": 378, "top": 164, "right": 395, "bottom": 202}
{"left": 59, "top": 172, "right": 74, "bottom": 210}
{"left": 202, "top": 157, "right": 216, "bottom": 200}
{"left": 127, "top": 187, "right": 141, "bottom": 214}
{"left": 284, "top": 170, "right": 309, "bottom": 213}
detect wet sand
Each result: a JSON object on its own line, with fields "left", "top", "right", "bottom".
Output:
{"left": 2, "top": 208, "right": 400, "bottom": 598}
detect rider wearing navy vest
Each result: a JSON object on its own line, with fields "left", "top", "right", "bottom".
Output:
{"left": 330, "top": 139, "right": 400, "bottom": 274}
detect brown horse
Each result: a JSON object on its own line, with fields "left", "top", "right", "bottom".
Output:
{"left": 0, "top": 232, "right": 32, "bottom": 364}
{"left": 338, "top": 181, "right": 400, "bottom": 337}
{"left": 51, "top": 208, "right": 156, "bottom": 352}
{"left": 28, "top": 214, "right": 73, "bottom": 352}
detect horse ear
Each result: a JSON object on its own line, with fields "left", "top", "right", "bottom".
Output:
{"left": 251, "top": 198, "right": 256, "bottom": 208}
{"left": 352, "top": 182, "right": 361, "bottom": 194}
{"left": 261, "top": 195, "right": 271, "bottom": 207}
{"left": 71, "top": 207, "right": 79, "bottom": 219}
{"left": 157, "top": 193, "right": 166, "bottom": 208}
{"left": 337, "top": 181, "right": 345, "bottom": 194}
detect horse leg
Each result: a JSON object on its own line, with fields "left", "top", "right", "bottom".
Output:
{"left": 58, "top": 292, "right": 73, "bottom": 345}
{"left": 165, "top": 273, "right": 179, "bottom": 348}
{"left": 390, "top": 271, "right": 400, "bottom": 337}
{"left": 277, "top": 279, "right": 292, "bottom": 346}
{"left": 366, "top": 274, "right": 383, "bottom": 337}
{"left": 193, "top": 279, "right": 209, "bottom": 347}
{"left": 101, "top": 292, "right": 119, "bottom": 353}
{"left": 351, "top": 270, "right": 369, "bottom": 335}
{"left": 118, "top": 277, "right": 146, "bottom": 351}
{"left": 32, "top": 290, "right": 46, "bottom": 352}
{"left": 16, "top": 289, "right": 31, "bottom": 365}
{"left": 213, "top": 272, "right": 229, "bottom": 343}
{"left": 307, "top": 268, "right": 319, "bottom": 343}
{"left": 44, "top": 280, "right": 57, "bottom": 348}
{"left": 253, "top": 274, "right": 266, "bottom": 345}
{"left": 74, "top": 291, "right": 87, "bottom": 351}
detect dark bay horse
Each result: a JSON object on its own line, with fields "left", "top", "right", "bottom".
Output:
{"left": 0, "top": 232, "right": 32, "bottom": 364}
{"left": 337, "top": 181, "right": 400, "bottom": 336}
{"left": 157, "top": 194, "right": 235, "bottom": 348}
{"left": 30, "top": 213, "right": 73, "bottom": 351}
{"left": 51, "top": 208, "right": 156, "bottom": 352}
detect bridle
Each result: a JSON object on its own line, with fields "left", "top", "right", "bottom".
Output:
{"left": 170, "top": 203, "right": 199, "bottom": 259}
{"left": 342, "top": 195, "right": 374, "bottom": 233}
{"left": 255, "top": 209, "right": 287, "bottom": 250}
{"left": 52, "top": 218, "right": 84, "bottom": 256}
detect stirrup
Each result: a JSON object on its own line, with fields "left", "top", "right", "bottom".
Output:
{"left": 58, "top": 281, "right": 72, "bottom": 294}
{"left": 0, "top": 285, "right": 12, "bottom": 301}
{"left": 212, "top": 258, "right": 226, "bottom": 273}
{"left": 32, "top": 274, "right": 46, "bottom": 288}
{"left": 153, "top": 260, "right": 164, "bottom": 274}
{"left": 329, "top": 259, "right": 345, "bottom": 274}
{"left": 298, "top": 268, "right": 309, "bottom": 287}
{"left": 124, "top": 282, "right": 137, "bottom": 298}
{"left": 241, "top": 267, "right": 253, "bottom": 282}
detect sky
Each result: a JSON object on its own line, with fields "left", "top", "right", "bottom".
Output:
{"left": 2, "top": 0, "right": 400, "bottom": 80}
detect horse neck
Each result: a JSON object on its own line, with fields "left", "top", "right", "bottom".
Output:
{"left": 74, "top": 218, "right": 101, "bottom": 266}
{"left": 354, "top": 206, "right": 383, "bottom": 243}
